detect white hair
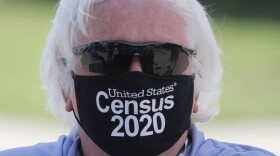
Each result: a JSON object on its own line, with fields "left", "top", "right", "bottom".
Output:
{"left": 41, "top": 0, "right": 222, "bottom": 128}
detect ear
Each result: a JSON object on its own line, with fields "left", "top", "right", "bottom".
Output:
{"left": 61, "top": 90, "right": 74, "bottom": 112}
{"left": 192, "top": 93, "right": 199, "bottom": 113}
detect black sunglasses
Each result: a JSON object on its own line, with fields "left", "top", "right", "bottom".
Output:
{"left": 72, "top": 41, "right": 197, "bottom": 76}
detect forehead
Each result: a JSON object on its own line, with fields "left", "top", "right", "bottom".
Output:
{"left": 80, "top": 0, "right": 188, "bottom": 46}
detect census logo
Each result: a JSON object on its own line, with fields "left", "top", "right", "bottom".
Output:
{"left": 95, "top": 83, "right": 177, "bottom": 137}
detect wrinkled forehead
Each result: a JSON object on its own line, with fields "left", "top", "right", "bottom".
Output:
{"left": 79, "top": 0, "right": 189, "bottom": 46}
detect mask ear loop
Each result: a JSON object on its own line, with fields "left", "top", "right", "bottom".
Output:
{"left": 72, "top": 109, "right": 106, "bottom": 154}
{"left": 70, "top": 71, "right": 87, "bottom": 133}
{"left": 73, "top": 110, "right": 83, "bottom": 129}
{"left": 73, "top": 109, "right": 90, "bottom": 138}
{"left": 70, "top": 71, "right": 80, "bottom": 126}
{"left": 72, "top": 110, "right": 88, "bottom": 156}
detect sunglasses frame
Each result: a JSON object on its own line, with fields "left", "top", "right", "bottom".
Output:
{"left": 73, "top": 40, "right": 197, "bottom": 56}
{"left": 72, "top": 40, "right": 197, "bottom": 76}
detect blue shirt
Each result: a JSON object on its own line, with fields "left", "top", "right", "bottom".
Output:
{"left": 0, "top": 125, "right": 275, "bottom": 156}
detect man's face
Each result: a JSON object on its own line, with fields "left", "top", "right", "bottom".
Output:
{"left": 71, "top": 0, "right": 194, "bottom": 111}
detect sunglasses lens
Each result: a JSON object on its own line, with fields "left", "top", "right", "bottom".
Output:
{"left": 78, "top": 42, "right": 190, "bottom": 76}
{"left": 81, "top": 45, "right": 133, "bottom": 75}
{"left": 141, "top": 47, "right": 189, "bottom": 76}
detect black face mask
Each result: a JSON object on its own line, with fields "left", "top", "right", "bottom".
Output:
{"left": 72, "top": 72, "right": 194, "bottom": 156}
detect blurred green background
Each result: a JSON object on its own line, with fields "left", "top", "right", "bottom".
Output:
{"left": 0, "top": 0, "right": 279, "bottom": 123}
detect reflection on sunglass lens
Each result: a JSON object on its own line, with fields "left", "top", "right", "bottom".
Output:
{"left": 75, "top": 41, "right": 194, "bottom": 76}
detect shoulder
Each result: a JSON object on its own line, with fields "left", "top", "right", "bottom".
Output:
{"left": 0, "top": 134, "right": 79, "bottom": 156}
{"left": 187, "top": 125, "right": 276, "bottom": 156}
{"left": 196, "top": 138, "right": 275, "bottom": 156}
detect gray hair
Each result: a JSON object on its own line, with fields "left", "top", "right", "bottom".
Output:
{"left": 41, "top": 0, "right": 222, "bottom": 128}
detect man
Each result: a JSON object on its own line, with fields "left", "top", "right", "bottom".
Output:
{"left": 0, "top": 0, "right": 275, "bottom": 155}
